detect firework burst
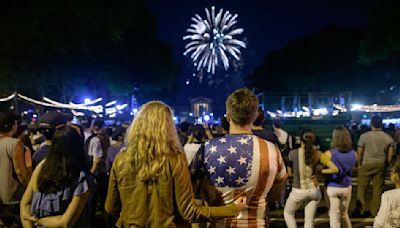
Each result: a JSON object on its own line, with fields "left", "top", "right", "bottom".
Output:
{"left": 183, "top": 6, "right": 246, "bottom": 75}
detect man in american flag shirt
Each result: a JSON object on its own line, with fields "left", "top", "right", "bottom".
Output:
{"left": 191, "top": 88, "right": 287, "bottom": 227}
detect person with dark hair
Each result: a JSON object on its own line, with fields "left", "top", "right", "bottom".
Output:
{"left": 106, "top": 126, "right": 126, "bottom": 173}
{"left": 324, "top": 126, "right": 357, "bottom": 228}
{"left": 273, "top": 119, "right": 292, "bottom": 154}
{"left": 374, "top": 161, "right": 400, "bottom": 228}
{"left": 252, "top": 108, "right": 278, "bottom": 144}
{"left": 20, "top": 125, "right": 96, "bottom": 227}
{"left": 191, "top": 88, "right": 287, "bottom": 227}
{"left": 284, "top": 129, "right": 338, "bottom": 228}
{"left": 178, "top": 121, "right": 190, "bottom": 145}
{"left": 84, "top": 119, "right": 109, "bottom": 221}
{"left": 15, "top": 124, "right": 35, "bottom": 176}
{"left": 32, "top": 111, "right": 69, "bottom": 168}
{"left": 0, "top": 112, "right": 30, "bottom": 227}
{"left": 184, "top": 124, "right": 207, "bottom": 165}
{"left": 355, "top": 115, "right": 394, "bottom": 217}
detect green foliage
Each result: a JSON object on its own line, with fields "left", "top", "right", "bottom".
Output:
{"left": 0, "top": 0, "right": 179, "bottom": 102}
{"left": 358, "top": 0, "right": 400, "bottom": 65}
{"left": 246, "top": 27, "right": 366, "bottom": 93}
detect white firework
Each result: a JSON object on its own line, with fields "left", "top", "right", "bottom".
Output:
{"left": 183, "top": 6, "right": 246, "bottom": 75}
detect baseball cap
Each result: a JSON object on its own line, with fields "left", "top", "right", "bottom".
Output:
{"left": 0, "top": 112, "right": 20, "bottom": 131}
{"left": 39, "top": 111, "right": 70, "bottom": 128}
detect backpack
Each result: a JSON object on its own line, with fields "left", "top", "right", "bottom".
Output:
{"left": 84, "top": 132, "right": 110, "bottom": 168}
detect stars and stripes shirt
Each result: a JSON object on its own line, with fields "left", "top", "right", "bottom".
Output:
{"left": 192, "top": 134, "right": 287, "bottom": 227}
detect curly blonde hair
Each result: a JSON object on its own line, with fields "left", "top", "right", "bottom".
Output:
{"left": 125, "top": 101, "right": 183, "bottom": 181}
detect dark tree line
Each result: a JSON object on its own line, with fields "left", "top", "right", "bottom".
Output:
{"left": 0, "top": 0, "right": 179, "bottom": 103}
{"left": 246, "top": 0, "right": 400, "bottom": 104}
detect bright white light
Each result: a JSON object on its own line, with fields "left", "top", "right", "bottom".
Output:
{"left": 189, "top": 112, "right": 193, "bottom": 117}
{"left": 33, "top": 114, "right": 37, "bottom": 118}
{"left": 133, "top": 108, "right": 138, "bottom": 114}
{"left": 116, "top": 104, "right": 128, "bottom": 110}
{"left": 203, "top": 114, "right": 210, "bottom": 122}
{"left": 23, "top": 111, "right": 28, "bottom": 115}
{"left": 313, "top": 108, "right": 328, "bottom": 116}
{"left": 267, "top": 111, "right": 277, "bottom": 118}
{"left": 183, "top": 6, "right": 246, "bottom": 75}
{"left": 106, "top": 107, "right": 117, "bottom": 115}
{"left": 105, "top": 100, "right": 117, "bottom": 107}
{"left": 351, "top": 104, "right": 363, "bottom": 111}
{"left": 173, "top": 116, "right": 178, "bottom": 121}
{"left": 186, "top": 80, "right": 190, "bottom": 85}
{"left": 210, "top": 113, "right": 213, "bottom": 116}
{"left": 84, "top": 98, "right": 91, "bottom": 104}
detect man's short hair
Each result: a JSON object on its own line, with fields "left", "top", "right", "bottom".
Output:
{"left": 371, "top": 115, "right": 383, "bottom": 128}
{"left": 253, "top": 108, "right": 264, "bottom": 127}
{"left": 92, "top": 119, "right": 104, "bottom": 130}
{"left": 272, "top": 119, "right": 282, "bottom": 128}
{"left": 225, "top": 88, "right": 259, "bottom": 126}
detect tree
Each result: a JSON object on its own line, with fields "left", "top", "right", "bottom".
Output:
{"left": 245, "top": 26, "right": 397, "bottom": 104}
{"left": 0, "top": 0, "right": 179, "bottom": 103}
{"left": 358, "top": 0, "right": 400, "bottom": 65}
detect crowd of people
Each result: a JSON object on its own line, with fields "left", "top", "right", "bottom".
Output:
{"left": 0, "top": 88, "right": 399, "bottom": 228}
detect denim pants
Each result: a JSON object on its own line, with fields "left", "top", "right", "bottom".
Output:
{"left": 284, "top": 187, "right": 321, "bottom": 228}
{"left": 327, "top": 186, "right": 352, "bottom": 228}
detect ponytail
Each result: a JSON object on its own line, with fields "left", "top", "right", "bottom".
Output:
{"left": 301, "top": 129, "right": 316, "bottom": 166}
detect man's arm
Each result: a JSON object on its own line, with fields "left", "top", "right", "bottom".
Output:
{"left": 13, "top": 141, "right": 30, "bottom": 187}
{"left": 357, "top": 146, "right": 364, "bottom": 167}
{"left": 89, "top": 137, "right": 104, "bottom": 174}
{"left": 268, "top": 146, "right": 288, "bottom": 202}
{"left": 387, "top": 144, "right": 394, "bottom": 164}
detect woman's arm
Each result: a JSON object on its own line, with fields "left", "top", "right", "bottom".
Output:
{"left": 20, "top": 169, "right": 35, "bottom": 228}
{"left": 172, "top": 154, "right": 240, "bottom": 222}
{"left": 36, "top": 191, "right": 90, "bottom": 228}
{"left": 105, "top": 159, "right": 122, "bottom": 217}
{"left": 320, "top": 151, "right": 339, "bottom": 174}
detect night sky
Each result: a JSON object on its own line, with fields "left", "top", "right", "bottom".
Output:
{"left": 147, "top": 0, "right": 372, "bottom": 106}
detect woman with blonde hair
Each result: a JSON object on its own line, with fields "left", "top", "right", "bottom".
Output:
{"left": 105, "top": 101, "right": 246, "bottom": 227}
{"left": 324, "top": 126, "right": 356, "bottom": 228}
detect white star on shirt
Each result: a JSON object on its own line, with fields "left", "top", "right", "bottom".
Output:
{"left": 208, "top": 166, "right": 216, "bottom": 174}
{"left": 227, "top": 146, "right": 237, "bottom": 154}
{"left": 238, "top": 137, "right": 249, "bottom": 145}
{"left": 235, "top": 176, "right": 245, "bottom": 185}
{"left": 218, "top": 137, "right": 227, "bottom": 143}
{"left": 237, "top": 156, "right": 247, "bottom": 165}
{"left": 209, "top": 145, "right": 217, "bottom": 153}
{"left": 205, "top": 141, "right": 210, "bottom": 146}
{"left": 226, "top": 166, "right": 236, "bottom": 174}
{"left": 216, "top": 176, "right": 225, "bottom": 184}
{"left": 217, "top": 155, "right": 226, "bottom": 164}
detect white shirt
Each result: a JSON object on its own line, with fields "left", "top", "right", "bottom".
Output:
{"left": 374, "top": 189, "right": 400, "bottom": 228}
{"left": 183, "top": 143, "right": 202, "bottom": 165}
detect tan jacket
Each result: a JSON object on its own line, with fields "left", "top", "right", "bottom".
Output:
{"left": 105, "top": 150, "right": 238, "bottom": 227}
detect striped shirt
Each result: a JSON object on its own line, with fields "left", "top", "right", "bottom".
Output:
{"left": 201, "top": 134, "right": 287, "bottom": 227}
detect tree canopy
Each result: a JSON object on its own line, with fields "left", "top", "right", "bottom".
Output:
{"left": 245, "top": 26, "right": 399, "bottom": 104}
{"left": 0, "top": 0, "right": 179, "bottom": 103}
